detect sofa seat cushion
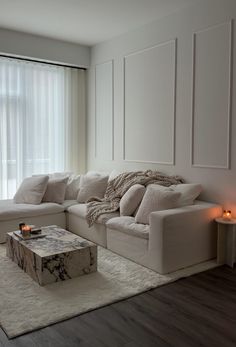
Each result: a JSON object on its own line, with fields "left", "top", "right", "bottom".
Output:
{"left": 107, "top": 216, "right": 149, "bottom": 239}
{"left": 0, "top": 199, "right": 64, "bottom": 222}
{"left": 68, "top": 204, "right": 119, "bottom": 224}
{"left": 61, "top": 200, "right": 78, "bottom": 211}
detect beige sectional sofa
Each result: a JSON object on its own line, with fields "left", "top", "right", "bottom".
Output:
{"left": 0, "top": 171, "right": 222, "bottom": 274}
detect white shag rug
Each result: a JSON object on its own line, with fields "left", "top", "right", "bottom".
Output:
{"left": 0, "top": 244, "right": 218, "bottom": 339}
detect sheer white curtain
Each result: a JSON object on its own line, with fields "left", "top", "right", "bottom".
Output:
{"left": 0, "top": 57, "right": 85, "bottom": 199}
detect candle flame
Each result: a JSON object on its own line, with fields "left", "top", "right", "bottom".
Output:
{"left": 223, "top": 210, "right": 232, "bottom": 220}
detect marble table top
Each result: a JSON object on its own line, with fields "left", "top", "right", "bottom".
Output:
{"left": 8, "top": 225, "right": 95, "bottom": 258}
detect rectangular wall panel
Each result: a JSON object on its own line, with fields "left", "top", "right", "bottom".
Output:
{"left": 191, "top": 21, "right": 232, "bottom": 168}
{"left": 123, "top": 40, "right": 176, "bottom": 164}
{"left": 95, "top": 60, "right": 114, "bottom": 160}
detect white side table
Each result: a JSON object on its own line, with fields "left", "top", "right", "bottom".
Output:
{"left": 215, "top": 218, "right": 236, "bottom": 268}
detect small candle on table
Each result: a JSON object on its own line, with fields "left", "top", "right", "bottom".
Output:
{"left": 21, "top": 225, "right": 32, "bottom": 236}
{"left": 222, "top": 210, "right": 232, "bottom": 221}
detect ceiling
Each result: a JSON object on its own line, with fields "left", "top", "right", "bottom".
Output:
{"left": 0, "top": 0, "right": 200, "bottom": 46}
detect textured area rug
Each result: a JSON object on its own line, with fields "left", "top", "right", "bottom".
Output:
{"left": 0, "top": 244, "right": 217, "bottom": 339}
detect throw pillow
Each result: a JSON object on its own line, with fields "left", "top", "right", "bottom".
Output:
{"left": 147, "top": 183, "right": 173, "bottom": 191}
{"left": 170, "top": 183, "right": 202, "bottom": 206}
{"left": 42, "top": 177, "right": 69, "bottom": 204}
{"left": 77, "top": 174, "right": 109, "bottom": 203}
{"left": 120, "top": 184, "right": 146, "bottom": 216}
{"left": 135, "top": 185, "right": 181, "bottom": 225}
{"left": 65, "top": 174, "right": 80, "bottom": 200}
{"left": 33, "top": 172, "right": 79, "bottom": 200}
{"left": 14, "top": 175, "right": 49, "bottom": 205}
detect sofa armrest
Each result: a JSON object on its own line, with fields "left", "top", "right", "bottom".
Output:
{"left": 149, "top": 202, "right": 222, "bottom": 273}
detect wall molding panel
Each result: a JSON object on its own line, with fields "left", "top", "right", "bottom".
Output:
{"left": 95, "top": 60, "right": 114, "bottom": 160}
{"left": 123, "top": 39, "right": 177, "bottom": 165}
{"left": 191, "top": 20, "right": 233, "bottom": 169}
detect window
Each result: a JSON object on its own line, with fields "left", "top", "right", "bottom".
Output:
{"left": 0, "top": 57, "right": 84, "bottom": 199}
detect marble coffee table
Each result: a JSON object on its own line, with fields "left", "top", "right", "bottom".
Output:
{"left": 6, "top": 225, "right": 97, "bottom": 286}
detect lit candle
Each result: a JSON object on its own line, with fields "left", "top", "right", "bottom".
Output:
{"left": 21, "top": 225, "right": 32, "bottom": 237}
{"left": 222, "top": 210, "right": 232, "bottom": 221}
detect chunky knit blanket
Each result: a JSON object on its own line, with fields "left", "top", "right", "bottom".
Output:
{"left": 86, "top": 170, "right": 184, "bottom": 227}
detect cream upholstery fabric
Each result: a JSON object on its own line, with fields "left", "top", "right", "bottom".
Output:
{"left": 68, "top": 213, "right": 107, "bottom": 247}
{"left": 43, "top": 177, "right": 68, "bottom": 204}
{"left": 67, "top": 203, "right": 87, "bottom": 218}
{"left": 148, "top": 184, "right": 172, "bottom": 191}
{"left": 68, "top": 204, "right": 119, "bottom": 224}
{"left": 170, "top": 183, "right": 202, "bottom": 206}
{"left": 65, "top": 175, "right": 80, "bottom": 200}
{"left": 34, "top": 172, "right": 80, "bottom": 201}
{"left": 14, "top": 176, "right": 49, "bottom": 205}
{"left": 120, "top": 184, "right": 145, "bottom": 216}
{"left": 77, "top": 174, "right": 108, "bottom": 203}
{"left": 61, "top": 200, "right": 78, "bottom": 210}
{"left": 148, "top": 202, "right": 222, "bottom": 273}
{"left": 107, "top": 227, "right": 149, "bottom": 268}
{"left": 0, "top": 199, "right": 64, "bottom": 221}
{"left": 135, "top": 185, "right": 181, "bottom": 224}
{"left": 107, "top": 216, "right": 149, "bottom": 239}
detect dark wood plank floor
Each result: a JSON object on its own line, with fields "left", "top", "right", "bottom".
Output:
{"left": 1, "top": 265, "right": 236, "bottom": 347}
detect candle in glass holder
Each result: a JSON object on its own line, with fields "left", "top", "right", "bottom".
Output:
{"left": 19, "top": 222, "right": 25, "bottom": 232}
{"left": 21, "top": 225, "right": 31, "bottom": 237}
{"left": 222, "top": 210, "right": 232, "bottom": 221}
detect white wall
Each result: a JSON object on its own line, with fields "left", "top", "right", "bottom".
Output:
{"left": 87, "top": 0, "right": 236, "bottom": 214}
{"left": 0, "top": 28, "right": 90, "bottom": 68}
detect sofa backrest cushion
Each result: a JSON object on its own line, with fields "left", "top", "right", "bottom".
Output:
{"left": 42, "top": 177, "right": 69, "bottom": 204}
{"left": 33, "top": 172, "right": 80, "bottom": 201}
{"left": 14, "top": 175, "right": 49, "bottom": 205}
{"left": 170, "top": 183, "right": 202, "bottom": 206}
{"left": 120, "top": 184, "right": 146, "bottom": 216}
{"left": 135, "top": 185, "right": 181, "bottom": 225}
{"left": 77, "top": 174, "right": 108, "bottom": 203}
{"left": 65, "top": 174, "right": 80, "bottom": 200}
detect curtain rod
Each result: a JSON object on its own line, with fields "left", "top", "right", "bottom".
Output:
{"left": 0, "top": 54, "right": 87, "bottom": 70}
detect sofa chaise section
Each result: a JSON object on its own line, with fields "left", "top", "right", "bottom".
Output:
{"left": 0, "top": 200, "right": 78, "bottom": 243}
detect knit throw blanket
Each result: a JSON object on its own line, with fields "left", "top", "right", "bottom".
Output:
{"left": 86, "top": 170, "right": 184, "bottom": 227}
